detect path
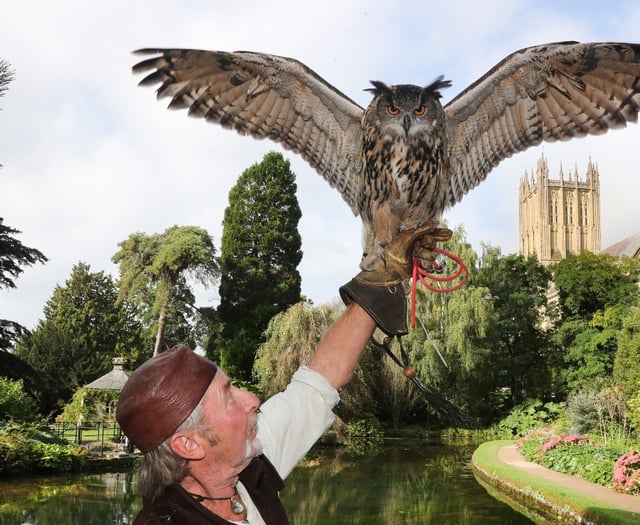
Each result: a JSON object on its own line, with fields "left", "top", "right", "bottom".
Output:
{"left": 498, "top": 443, "right": 640, "bottom": 514}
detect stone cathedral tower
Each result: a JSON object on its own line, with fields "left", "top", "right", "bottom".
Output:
{"left": 519, "top": 155, "right": 601, "bottom": 266}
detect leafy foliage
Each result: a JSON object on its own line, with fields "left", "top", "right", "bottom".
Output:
{"left": 0, "top": 377, "right": 37, "bottom": 421}
{"left": 474, "top": 251, "right": 553, "bottom": 407}
{"left": 552, "top": 251, "right": 640, "bottom": 319}
{"left": 551, "top": 253, "right": 640, "bottom": 397}
{"left": 568, "top": 386, "right": 632, "bottom": 446}
{"left": 1, "top": 76, "right": 48, "bottom": 351}
{"left": 373, "top": 346, "right": 425, "bottom": 429}
{"left": 566, "top": 390, "right": 602, "bottom": 435}
{"left": 613, "top": 306, "right": 640, "bottom": 399}
{"left": 0, "top": 218, "right": 47, "bottom": 290}
{"left": 401, "top": 227, "right": 491, "bottom": 422}
{"left": 495, "top": 399, "right": 565, "bottom": 438}
{"left": 254, "top": 301, "right": 338, "bottom": 395}
{"left": 254, "top": 301, "right": 377, "bottom": 420}
{"left": 555, "top": 307, "right": 627, "bottom": 393}
{"left": 628, "top": 382, "right": 640, "bottom": 442}
{"left": 215, "top": 152, "right": 302, "bottom": 379}
{"left": 0, "top": 425, "right": 36, "bottom": 474}
{"left": 0, "top": 423, "right": 86, "bottom": 474}
{"left": 57, "top": 387, "right": 121, "bottom": 425}
{"left": 404, "top": 231, "right": 555, "bottom": 424}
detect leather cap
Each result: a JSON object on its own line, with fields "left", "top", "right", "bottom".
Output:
{"left": 116, "top": 345, "right": 217, "bottom": 453}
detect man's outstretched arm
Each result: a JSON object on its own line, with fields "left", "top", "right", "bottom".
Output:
{"left": 308, "top": 302, "right": 375, "bottom": 390}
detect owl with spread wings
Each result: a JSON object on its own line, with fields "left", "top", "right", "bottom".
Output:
{"left": 133, "top": 42, "right": 640, "bottom": 270}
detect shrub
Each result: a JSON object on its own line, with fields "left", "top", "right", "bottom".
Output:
{"left": 32, "top": 441, "right": 86, "bottom": 471}
{"left": 495, "top": 399, "right": 564, "bottom": 438}
{"left": 566, "top": 390, "right": 601, "bottom": 434}
{"left": 0, "top": 376, "right": 38, "bottom": 421}
{"left": 0, "top": 426, "right": 37, "bottom": 474}
{"left": 613, "top": 450, "right": 640, "bottom": 494}
{"left": 0, "top": 423, "right": 86, "bottom": 474}
{"left": 517, "top": 428, "right": 554, "bottom": 461}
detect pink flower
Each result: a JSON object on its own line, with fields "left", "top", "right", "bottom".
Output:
{"left": 540, "top": 435, "right": 589, "bottom": 452}
{"left": 540, "top": 437, "right": 563, "bottom": 453}
{"left": 613, "top": 451, "right": 640, "bottom": 495}
{"left": 536, "top": 435, "right": 590, "bottom": 462}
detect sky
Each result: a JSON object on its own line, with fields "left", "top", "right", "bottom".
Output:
{"left": 2, "top": 0, "right": 640, "bottom": 331}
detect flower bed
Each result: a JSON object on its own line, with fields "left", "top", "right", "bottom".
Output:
{"left": 518, "top": 431, "right": 640, "bottom": 493}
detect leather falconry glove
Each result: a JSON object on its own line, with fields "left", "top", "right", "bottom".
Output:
{"left": 339, "top": 221, "right": 452, "bottom": 340}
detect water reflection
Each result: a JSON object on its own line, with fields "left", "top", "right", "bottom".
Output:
{"left": 282, "top": 444, "right": 534, "bottom": 524}
{"left": 0, "top": 471, "right": 141, "bottom": 525}
{"left": 0, "top": 444, "right": 533, "bottom": 524}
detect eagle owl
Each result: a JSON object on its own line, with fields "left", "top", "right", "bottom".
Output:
{"left": 133, "top": 42, "right": 640, "bottom": 269}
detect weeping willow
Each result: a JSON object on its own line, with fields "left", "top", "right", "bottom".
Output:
{"left": 253, "top": 301, "right": 341, "bottom": 397}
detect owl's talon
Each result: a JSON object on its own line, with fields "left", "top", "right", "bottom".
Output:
{"left": 360, "top": 248, "right": 386, "bottom": 271}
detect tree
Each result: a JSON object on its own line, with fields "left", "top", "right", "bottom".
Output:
{"left": 613, "top": 306, "right": 640, "bottom": 399}
{"left": 552, "top": 251, "right": 640, "bottom": 319}
{"left": 474, "top": 251, "right": 553, "bottom": 407}
{"left": 113, "top": 225, "right": 219, "bottom": 356}
{"left": 552, "top": 252, "right": 640, "bottom": 395}
{"left": 404, "top": 233, "right": 555, "bottom": 423}
{"left": 15, "top": 262, "right": 143, "bottom": 414}
{"left": 215, "top": 152, "right": 302, "bottom": 379}
{"left": 0, "top": 60, "right": 12, "bottom": 103}
{"left": 0, "top": 60, "right": 14, "bottom": 172}
{"left": 373, "top": 349, "right": 425, "bottom": 429}
{"left": 254, "top": 301, "right": 337, "bottom": 396}
{"left": 556, "top": 306, "right": 627, "bottom": 394}
{"left": 0, "top": 218, "right": 48, "bottom": 351}
{"left": 402, "top": 226, "right": 496, "bottom": 422}
{"left": 253, "top": 301, "right": 376, "bottom": 421}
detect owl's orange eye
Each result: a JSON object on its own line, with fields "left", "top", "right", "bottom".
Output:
{"left": 414, "top": 105, "right": 426, "bottom": 116}
{"left": 387, "top": 105, "right": 400, "bottom": 115}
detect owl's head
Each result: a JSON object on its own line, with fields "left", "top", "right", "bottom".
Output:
{"left": 364, "top": 76, "right": 451, "bottom": 139}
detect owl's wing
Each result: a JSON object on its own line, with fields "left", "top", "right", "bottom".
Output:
{"left": 443, "top": 42, "right": 640, "bottom": 207}
{"left": 133, "top": 49, "right": 366, "bottom": 215}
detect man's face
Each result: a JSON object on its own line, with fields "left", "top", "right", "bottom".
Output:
{"left": 199, "top": 369, "right": 262, "bottom": 471}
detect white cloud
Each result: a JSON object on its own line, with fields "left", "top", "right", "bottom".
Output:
{"left": 2, "top": 0, "right": 640, "bottom": 330}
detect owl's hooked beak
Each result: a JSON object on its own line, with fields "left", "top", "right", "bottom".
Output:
{"left": 402, "top": 114, "right": 412, "bottom": 135}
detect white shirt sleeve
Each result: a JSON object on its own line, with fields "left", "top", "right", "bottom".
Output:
{"left": 255, "top": 365, "right": 340, "bottom": 479}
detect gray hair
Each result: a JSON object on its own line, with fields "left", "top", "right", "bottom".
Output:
{"left": 136, "top": 395, "right": 219, "bottom": 501}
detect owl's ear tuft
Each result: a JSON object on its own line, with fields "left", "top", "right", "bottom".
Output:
{"left": 421, "top": 75, "right": 452, "bottom": 101}
{"left": 365, "top": 80, "right": 394, "bottom": 99}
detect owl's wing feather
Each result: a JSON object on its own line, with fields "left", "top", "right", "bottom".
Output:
{"left": 444, "top": 42, "right": 640, "bottom": 207}
{"left": 133, "top": 49, "right": 366, "bottom": 215}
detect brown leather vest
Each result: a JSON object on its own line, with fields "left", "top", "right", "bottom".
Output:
{"left": 134, "top": 455, "right": 289, "bottom": 525}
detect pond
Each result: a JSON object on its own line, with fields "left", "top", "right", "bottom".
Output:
{"left": 0, "top": 444, "right": 534, "bottom": 524}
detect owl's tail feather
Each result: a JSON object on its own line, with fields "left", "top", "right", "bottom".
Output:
{"left": 376, "top": 335, "right": 475, "bottom": 429}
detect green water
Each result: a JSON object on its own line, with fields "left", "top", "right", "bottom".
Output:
{"left": 0, "top": 444, "right": 534, "bottom": 524}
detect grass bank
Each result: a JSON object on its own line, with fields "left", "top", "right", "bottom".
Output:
{"left": 472, "top": 440, "right": 639, "bottom": 525}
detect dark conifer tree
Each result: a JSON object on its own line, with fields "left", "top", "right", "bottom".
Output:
{"left": 214, "top": 152, "right": 302, "bottom": 379}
